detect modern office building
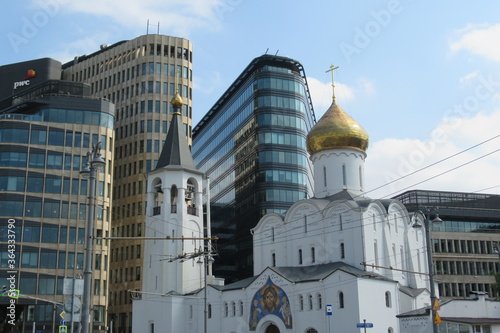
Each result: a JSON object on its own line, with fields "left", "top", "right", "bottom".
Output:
{"left": 192, "top": 55, "right": 316, "bottom": 282}
{"left": 0, "top": 58, "right": 115, "bottom": 332}
{"left": 62, "top": 34, "right": 193, "bottom": 332}
{"left": 392, "top": 189, "right": 500, "bottom": 300}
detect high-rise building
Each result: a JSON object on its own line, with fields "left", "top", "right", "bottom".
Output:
{"left": 392, "top": 189, "right": 500, "bottom": 299}
{"left": 0, "top": 58, "right": 114, "bottom": 332}
{"left": 192, "top": 55, "right": 316, "bottom": 282}
{"left": 62, "top": 34, "right": 193, "bottom": 332}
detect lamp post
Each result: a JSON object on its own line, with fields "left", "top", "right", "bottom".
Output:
{"left": 80, "top": 142, "right": 106, "bottom": 333}
{"left": 412, "top": 207, "right": 442, "bottom": 333}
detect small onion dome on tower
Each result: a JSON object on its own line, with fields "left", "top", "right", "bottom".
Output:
{"left": 171, "top": 92, "right": 183, "bottom": 109}
{"left": 306, "top": 101, "right": 369, "bottom": 155}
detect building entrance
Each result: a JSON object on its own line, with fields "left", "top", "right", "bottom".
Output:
{"left": 265, "top": 324, "right": 280, "bottom": 333}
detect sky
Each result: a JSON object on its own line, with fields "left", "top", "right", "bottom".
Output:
{"left": 1, "top": 0, "right": 500, "bottom": 198}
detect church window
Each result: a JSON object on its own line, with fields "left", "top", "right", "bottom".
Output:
{"left": 208, "top": 304, "right": 212, "bottom": 318}
{"left": 317, "top": 293, "right": 322, "bottom": 309}
{"left": 306, "top": 329, "right": 318, "bottom": 333}
{"left": 374, "top": 241, "right": 379, "bottom": 266}
{"left": 231, "top": 301, "right": 236, "bottom": 316}
{"left": 338, "top": 292, "right": 344, "bottom": 308}
{"left": 304, "top": 215, "right": 308, "bottom": 233}
{"left": 311, "top": 247, "right": 315, "bottom": 263}
{"left": 388, "top": 328, "right": 393, "bottom": 333}
{"left": 189, "top": 305, "right": 193, "bottom": 319}
{"left": 323, "top": 166, "right": 327, "bottom": 187}
{"left": 150, "top": 322, "right": 154, "bottom": 333}
{"left": 299, "top": 295, "right": 304, "bottom": 311}
{"left": 359, "top": 165, "right": 363, "bottom": 189}
{"left": 170, "top": 185, "right": 178, "bottom": 213}
{"left": 340, "top": 243, "right": 345, "bottom": 259}
{"left": 385, "top": 291, "right": 391, "bottom": 307}
{"left": 308, "top": 294, "right": 313, "bottom": 310}
{"left": 272, "top": 253, "right": 276, "bottom": 267}
{"left": 299, "top": 249, "right": 303, "bottom": 265}
{"left": 239, "top": 301, "right": 244, "bottom": 316}
{"left": 342, "top": 164, "right": 347, "bottom": 186}
{"left": 339, "top": 215, "right": 343, "bottom": 231}
{"left": 394, "top": 213, "right": 398, "bottom": 234}
{"left": 373, "top": 213, "right": 376, "bottom": 231}
{"left": 224, "top": 302, "right": 228, "bottom": 317}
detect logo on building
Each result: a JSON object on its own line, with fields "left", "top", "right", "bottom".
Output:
{"left": 13, "top": 69, "right": 37, "bottom": 89}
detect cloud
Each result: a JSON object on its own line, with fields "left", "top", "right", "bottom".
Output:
{"left": 31, "top": 0, "right": 235, "bottom": 37}
{"left": 450, "top": 23, "right": 500, "bottom": 62}
{"left": 365, "top": 109, "right": 500, "bottom": 198}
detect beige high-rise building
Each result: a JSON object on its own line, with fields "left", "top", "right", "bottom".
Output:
{"left": 62, "top": 34, "right": 193, "bottom": 333}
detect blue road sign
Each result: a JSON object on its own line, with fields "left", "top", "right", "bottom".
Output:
{"left": 356, "top": 323, "right": 374, "bottom": 328}
{"left": 60, "top": 320, "right": 66, "bottom": 326}
{"left": 326, "top": 304, "right": 333, "bottom": 315}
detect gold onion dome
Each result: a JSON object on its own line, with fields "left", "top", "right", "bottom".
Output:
{"left": 306, "top": 101, "right": 369, "bottom": 155}
{"left": 170, "top": 92, "right": 183, "bottom": 108}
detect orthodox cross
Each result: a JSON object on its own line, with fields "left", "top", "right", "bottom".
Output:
{"left": 325, "top": 64, "right": 340, "bottom": 103}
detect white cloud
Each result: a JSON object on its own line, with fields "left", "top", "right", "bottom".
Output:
{"left": 459, "top": 71, "right": 480, "bottom": 85}
{"left": 32, "top": 0, "right": 233, "bottom": 37}
{"left": 450, "top": 23, "right": 500, "bottom": 62}
{"left": 365, "top": 109, "right": 500, "bottom": 198}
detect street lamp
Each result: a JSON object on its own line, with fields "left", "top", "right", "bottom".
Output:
{"left": 412, "top": 207, "right": 442, "bottom": 333}
{"left": 80, "top": 142, "right": 105, "bottom": 333}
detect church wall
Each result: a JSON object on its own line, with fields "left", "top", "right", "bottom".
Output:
{"left": 357, "top": 278, "right": 400, "bottom": 331}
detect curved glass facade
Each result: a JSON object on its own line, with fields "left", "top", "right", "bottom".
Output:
{"left": 192, "top": 55, "right": 315, "bottom": 282}
{"left": 0, "top": 94, "right": 114, "bottom": 331}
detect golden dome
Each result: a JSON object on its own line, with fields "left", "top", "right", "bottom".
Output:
{"left": 170, "top": 92, "right": 183, "bottom": 108}
{"left": 306, "top": 101, "right": 369, "bottom": 155}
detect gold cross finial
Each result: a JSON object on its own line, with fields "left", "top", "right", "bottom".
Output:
{"left": 325, "top": 64, "right": 339, "bottom": 103}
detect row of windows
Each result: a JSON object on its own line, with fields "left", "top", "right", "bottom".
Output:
{"left": 0, "top": 126, "right": 110, "bottom": 150}
{"left": 438, "top": 282, "right": 499, "bottom": 298}
{"left": 110, "top": 245, "right": 141, "bottom": 263}
{"left": 436, "top": 220, "right": 500, "bottom": 233}
{"left": 255, "top": 95, "right": 307, "bottom": 114}
{"left": 111, "top": 202, "right": 144, "bottom": 219}
{"left": 433, "top": 239, "right": 499, "bottom": 254}
{"left": 109, "top": 266, "right": 141, "bottom": 285}
{"left": 259, "top": 150, "right": 309, "bottom": 167}
{"left": 0, "top": 198, "right": 108, "bottom": 221}
{"left": 435, "top": 260, "right": 500, "bottom": 276}
{"left": 114, "top": 180, "right": 144, "bottom": 199}
{"left": 71, "top": 42, "right": 191, "bottom": 82}
{"left": 257, "top": 170, "right": 309, "bottom": 187}
{"left": 90, "top": 63, "right": 191, "bottom": 94}
{"left": 256, "top": 113, "right": 308, "bottom": 131}
{"left": 115, "top": 99, "right": 191, "bottom": 123}
{"left": 100, "top": 82, "right": 191, "bottom": 110}
{"left": 253, "top": 77, "right": 306, "bottom": 96}
{"left": 0, "top": 249, "right": 84, "bottom": 270}
{"left": 258, "top": 132, "right": 306, "bottom": 147}
{"left": 111, "top": 222, "right": 142, "bottom": 239}
{"left": 0, "top": 109, "right": 114, "bottom": 129}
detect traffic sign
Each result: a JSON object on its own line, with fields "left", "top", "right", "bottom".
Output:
{"left": 60, "top": 320, "right": 67, "bottom": 326}
{"left": 326, "top": 304, "right": 333, "bottom": 316}
{"left": 59, "top": 325, "right": 67, "bottom": 333}
{"left": 357, "top": 323, "right": 374, "bottom": 328}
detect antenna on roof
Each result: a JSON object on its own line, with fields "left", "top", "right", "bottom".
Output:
{"left": 146, "top": 20, "right": 160, "bottom": 34}
{"left": 265, "top": 48, "right": 269, "bottom": 55}
{"left": 275, "top": 49, "right": 279, "bottom": 56}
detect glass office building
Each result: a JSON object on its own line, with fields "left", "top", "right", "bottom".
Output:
{"left": 192, "top": 55, "right": 316, "bottom": 282}
{"left": 393, "top": 190, "right": 500, "bottom": 299}
{"left": 0, "top": 59, "right": 114, "bottom": 333}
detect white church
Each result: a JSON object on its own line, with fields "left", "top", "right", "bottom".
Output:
{"left": 132, "top": 90, "right": 500, "bottom": 333}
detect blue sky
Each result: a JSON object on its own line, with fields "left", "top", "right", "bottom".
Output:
{"left": 2, "top": 0, "right": 500, "bottom": 198}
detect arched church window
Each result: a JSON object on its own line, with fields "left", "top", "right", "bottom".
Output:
{"left": 385, "top": 291, "right": 391, "bottom": 307}
{"left": 342, "top": 164, "right": 347, "bottom": 186}
{"left": 311, "top": 247, "right": 315, "bottom": 263}
{"left": 306, "top": 329, "right": 318, "bottom": 333}
{"left": 224, "top": 302, "right": 228, "bottom": 317}
{"left": 339, "top": 291, "right": 344, "bottom": 308}
{"left": 186, "top": 179, "right": 197, "bottom": 215}
{"left": 359, "top": 165, "right": 363, "bottom": 189}
{"left": 340, "top": 243, "right": 345, "bottom": 259}
{"left": 323, "top": 165, "right": 327, "bottom": 187}
{"left": 317, "top": 293, "right": 322, "bottom": 309}
{"left": 170, "top": 185, "right": 178, "bottom": 213}
{"left": 299, "top": 295, "right": 304, "bottom": 311}
{"left": 308, "top": 294, "right": 313, "bottom": 310}
{"left": 298, "top": 249, "right": 303, "bottom": 265}
{"left": 231, "top": 301, "right": 236, "bottom": 316}
{"left": 239, "top": 300, "right": 243, "bottom": 316}
{"left": 272, "top": 253, "right": 276, "bottom": 267}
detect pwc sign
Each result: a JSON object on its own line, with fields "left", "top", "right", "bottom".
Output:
{"left": 13, "top": 69, "right": 37, "bottom": 89}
